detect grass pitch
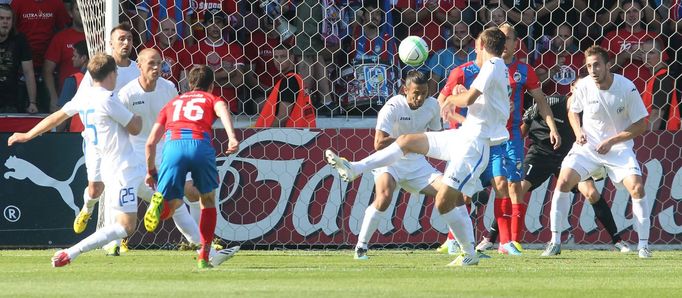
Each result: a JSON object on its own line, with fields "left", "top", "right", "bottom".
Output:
{"left": 1, "top": 249, "right": 681, "bottom": 297}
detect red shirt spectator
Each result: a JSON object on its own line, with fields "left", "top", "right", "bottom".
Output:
{"left": 11, "top": 0, "right": 70, "bottom": 68}
{"left": 244, "top": 30, "right": 282, "bottom": 89}
{"left": 184, "top": 39, "right": 243, "bottom": 112}
{"left": 600, "top": 28, "right": 657, "bottom": 93}
{"left": 44, "top": 28, "right": 85, "bottom": 89}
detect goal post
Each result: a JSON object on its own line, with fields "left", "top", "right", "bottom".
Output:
{"left": 76, "top": 0, "right": 119, "bottom": 56}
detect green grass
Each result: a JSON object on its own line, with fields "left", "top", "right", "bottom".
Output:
{"left": 1, "top": 249, "right": 681, "bottom": 297}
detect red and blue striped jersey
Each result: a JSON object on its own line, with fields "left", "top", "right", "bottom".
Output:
{"left": 157, "top": 91, "right": 221, "bottom": 141}
{"left": 506, "top": 59, "right": 540, "bottom": 139}
{"left": 440, "top": 61, "right": 480, "bottom": 128}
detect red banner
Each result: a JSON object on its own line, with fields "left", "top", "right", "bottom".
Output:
{"left": 192, "top": 129, "right": 682, "bottom": 246}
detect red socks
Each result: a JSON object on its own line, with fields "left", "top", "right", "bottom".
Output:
{"left": 160, "top": 200, "right": 172, "bottom": 220}
{"left": 199, "top": 207, "right": 217, "bottom": 261}
{"left": 511, "top": 203, "right": 526, "bottom": 243}
{"left": 495, "top": 198, "right": 512, "bottom": 244}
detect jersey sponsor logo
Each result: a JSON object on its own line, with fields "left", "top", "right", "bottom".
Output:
{"left": 132, "top": 100, "right": 145, "bottom": 106}
{"left": 617, "top": 106, "right": 625, "bottom": 114}
{"left": 513, "top": 71, "right": 522, "bottom": 83}
{"left": 399, "top": 116, "right": 411, "bottom": 121}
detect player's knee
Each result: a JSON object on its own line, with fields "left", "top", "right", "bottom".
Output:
{"left": 556, "top": 178, "right": 575, "bottom": 193}
{"left": 184, "top": 181, "right": 200, "bottom": 202}
{"left": 373, "top": 193, "right": 392, "bottom": 211}
{"left": 199, "top": 193, "right": 216, "bottom": 208}
{"left": 584, "top": 191, "right": 599, "bottom": 204}
{"left": 630, "top": 183, "right": 646, "bottom": 199}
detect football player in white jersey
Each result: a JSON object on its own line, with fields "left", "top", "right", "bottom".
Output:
{"left": 9, "top": 54, "right": 144, "bottom": 267}
{"left": 542, "top": 45, "right": 652, "bottom": 258}
{"left": 326, "top": 27, "right": 510, "bottom": 266}
{"left": 72, "top": 23, "right": 141, "bottom": 255}
{"left": 117, "top": 49, "right": 239, "bottom": 265}
{"left": 353, "top": 70, "right": 443, "bottom": 260}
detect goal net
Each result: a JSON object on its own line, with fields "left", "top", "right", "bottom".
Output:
{"left": 73, "top": 0, "right": 681, "bottom": 250}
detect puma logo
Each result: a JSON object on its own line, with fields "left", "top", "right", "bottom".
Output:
{"left": 3, "top": 156, "right": 84, "bottom": 216}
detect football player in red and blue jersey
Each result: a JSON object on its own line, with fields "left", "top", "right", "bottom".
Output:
{"left": 143, "top": 65, "right": 239, "bottom": 269}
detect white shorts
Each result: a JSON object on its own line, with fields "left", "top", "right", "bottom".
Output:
{"left": 103, "top": 164, "right": 145, "bottom": 213}
{"left": 83, "top": 141, "right": 101, "bottom": 182}
{"left": 561, "top": 143, "right": 641, "bottom": 183}
{"left": 372, "top": 157, "right": 441, "bottom": 193}
{"left": 425, "top": 130, "right": 489, "bottom": 197}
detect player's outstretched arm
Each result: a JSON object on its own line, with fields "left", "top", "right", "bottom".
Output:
{"left": 529, "top": 88, "right": 561, "bottom": 149}
{"left": 215, "top": 101, "right": 239, "bottom": 154}
{"left": 145, "top": 122, "right": 165, "bottom": 189}
{"left": 595, "top": 117, "right": 647, "bottom": 154}
{"left": 7, "top": 110, "right": 69, "bottom": 146}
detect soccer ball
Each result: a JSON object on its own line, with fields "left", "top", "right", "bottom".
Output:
{"left": 398, "top": 36, "right": 429, "bottom": 67}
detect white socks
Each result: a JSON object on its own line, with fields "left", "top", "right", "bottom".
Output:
{"left": 440, "top": 206, "right": 475, "bottom": 255}
{"left": 187, "top": 200, "right": 201, "bottom": 225}
{"left": 356, "top": 205, "right": 386, "bottom": 249}
{"left": 354, "top": 143, "right": 404, "bottom": 174}
{"left": 172, "top": 203, "right": 201, "bottom": 244}
{"left": 631, "top": 197, "right": 651, "bottom": 249}
{"left": 550, "top": 191, "right": 571, "bottom": 244}
{"left": 67, "top": 223, "right": 127, "bottom": 261}
{"left": 82, "top": 189, "right": 100, "bottom": 214}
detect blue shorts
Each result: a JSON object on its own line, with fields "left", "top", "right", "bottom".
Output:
{"left": 504, "top": 138, "right": 525, "bottom": 182}
{"left": 479, "top": 144, "right": 505, "bottom": 187}
{"left": 479, "top": 138, "right": 525, "bottom": 185}
{"left": 157, "top": 139, "right": 218, "bottom": 200}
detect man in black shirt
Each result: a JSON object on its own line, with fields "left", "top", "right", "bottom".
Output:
{"left": 478, "top": 95, "right": 632, "bottom": 252}
{"left": 0, "top": 5, "right": 37, "bottom": 113}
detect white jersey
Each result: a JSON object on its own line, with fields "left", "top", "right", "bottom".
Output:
{"left": 461, "top": 57, "right": 510, "bottom": 145}
{"left": 118, "top": 78, "right": 178, "bottom": 160}
{"left": 570, "top": 74, "right": 648, "bottom": 150}
{"left": 62, "top": 86, "right": 138, "bottom": 180}
{"left": 376, "top": 94, "right": 441, "bottom": 161}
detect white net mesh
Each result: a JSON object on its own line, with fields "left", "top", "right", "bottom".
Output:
{"left": 75, "top": 0, "right": 107, "bottom": 56}
{"left": 69, "top": 0, "right": 682, "bottom": 250}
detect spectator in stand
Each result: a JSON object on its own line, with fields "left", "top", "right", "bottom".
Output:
{"left": 425, "top": 21, "right": 476, "bottom": 95}
{"left": 584, "top": 0, "right": 660, "bottom": 37}
{"left": 534, "top": 23, "right": 585, "bottom": 97}
{"left": 135, "top": 0, "right": 238, "bottom": 47}
{"left": 43, "top": 2, "right": 85, "bottom": 112}
{"left": 145, "top": 17, "right": 185, "bottom": 87}
{"left": 57, "top": 40, "right": 89, "bottom": 132}
{"left": 0, "top": 5, "right": 37, "bottom": 114}
{"left": 640, "top": 38, "right": 679, "bottom": 131}
{"left": 291, "top": 0, "right": 334, "bottom": 114}
{"left": 344, "top": 0, "right": 399, "bottom": 115}
{"left": 600, "top": 0, "right": 661, "bottom": 93}
{"left": 479, "top": 2, "right": 529, "bottom": 62}
{"left": 254, "top": 45, "right": 316, "bottom": 128}
{"left": 243, "top": 15, "right": 294, "bottom": 114}
{"left": 182, "top": 9, "right": 244, "bottom": 113}
{"left": 10, "top": 0, "right": 70, "bottom": 112}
